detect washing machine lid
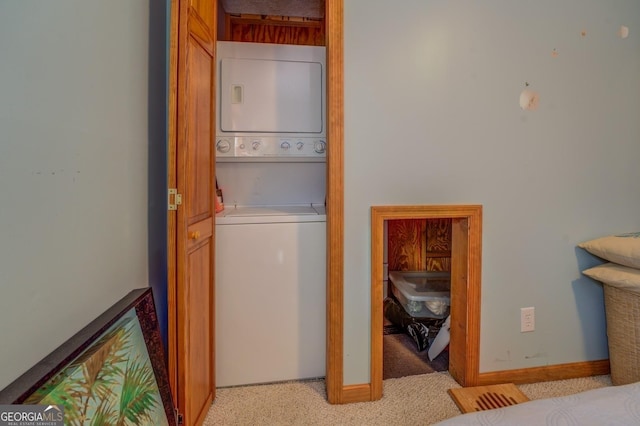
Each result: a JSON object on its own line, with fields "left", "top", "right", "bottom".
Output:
{"left": 219, "top": 205, "right": 320, "bottom": 217}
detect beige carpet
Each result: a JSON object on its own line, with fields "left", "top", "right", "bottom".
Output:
{"left": 204, "top": 373, "right": 612, "bottom": 426}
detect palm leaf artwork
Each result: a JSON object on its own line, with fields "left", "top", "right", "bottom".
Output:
{"left": 24, "top": 370, "right": 84, "bottom": 424}
{"left": 116, "top": 357, "right": 160, "bottom": 425}
{"left": 23, "top": 322, "right": 133, "bottom": 425}
{"left": 90, "top": 398, "right": 118, "bottom": 426}
{"left": 78, "top": 324, "right": 133, "bottom": 423}
{"left": 23, "top": 310, "right": 168, "bottom": 425}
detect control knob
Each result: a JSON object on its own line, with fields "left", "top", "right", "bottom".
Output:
{"left": 251, "top": 140, "right": 261, "bottom": 151}
{"left": 314, "top": 140, "right": 326, "bottom": 154}
{"left": 296, "top": 141, "right": 305, "bottom": 151}
{"left": 280, "top": 141, "right": 291, "bottom": 151}
{"left": 216, "top": 139, "right": 231, "bottom": 153}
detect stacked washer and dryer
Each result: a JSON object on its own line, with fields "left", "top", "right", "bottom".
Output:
{"left": 214, "top": 41, "right": 327, "bottom": 387}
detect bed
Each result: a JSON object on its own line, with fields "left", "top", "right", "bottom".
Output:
{"left": 433, "top": 381, "right": 640, "bottom": 425}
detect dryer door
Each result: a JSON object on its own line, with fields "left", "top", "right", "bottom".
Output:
{"left": 219, "top": 58, "right": 323, "bottom": 134}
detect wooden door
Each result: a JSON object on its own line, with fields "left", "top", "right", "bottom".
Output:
{"left": 168, "top": 0, "right": 216, "bottom": 425}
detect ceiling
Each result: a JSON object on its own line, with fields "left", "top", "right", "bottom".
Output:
{"left": 219, "top": 0, "right": 325, "bottom": 19}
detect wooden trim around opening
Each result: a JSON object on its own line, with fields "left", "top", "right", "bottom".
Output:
{"left": 371, "top": 205, "right": 483, "bottom": 400}
{"left": 325, "top": 0, "right": 344, "bottom": 405}
{"left": 341, "top": 384, "right": 372, "bottom": 404}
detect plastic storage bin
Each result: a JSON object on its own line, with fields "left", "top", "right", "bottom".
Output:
{"left": 389, "top": 271, "right": 451, "bottom": 319}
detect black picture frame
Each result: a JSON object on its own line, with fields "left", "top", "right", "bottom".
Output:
{"left": 0, "top": 288, "right": 177, "bottom": 425}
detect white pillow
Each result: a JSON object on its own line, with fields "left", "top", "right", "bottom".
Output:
{"left": 578, "top": 232, "right": 640, "bottom": 269}
{"left": 582, "top": 263, "right": 640, "bottom": 292}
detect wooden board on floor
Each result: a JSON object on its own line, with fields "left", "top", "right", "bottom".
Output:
{"left": 448, "top": 383, "right": 529, "bottom": 413}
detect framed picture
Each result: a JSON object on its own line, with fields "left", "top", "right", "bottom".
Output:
{"left": 0, "top": 288, "right": 177, "bottom": 426}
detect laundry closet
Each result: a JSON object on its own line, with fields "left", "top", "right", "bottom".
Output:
{"left": 214, "top": 16, "right": 327, "bottom": 387}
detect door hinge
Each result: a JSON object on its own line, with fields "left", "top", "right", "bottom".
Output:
{"left": 175, "top": 408, "right": 183, "bottom": 425}
{"left": 168, "top": 188, "right": 183, "bottom": 211}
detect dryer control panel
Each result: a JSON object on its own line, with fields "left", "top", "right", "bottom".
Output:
{"left": 216, "top": 136, "right": 326, "bottom": 161}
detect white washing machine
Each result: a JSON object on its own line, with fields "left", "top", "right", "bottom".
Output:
{"left": 214, "top": 161, "right": 327, "bottom": 387}
{"left": 215, "top": 205, "right": 326, "bottom": 387}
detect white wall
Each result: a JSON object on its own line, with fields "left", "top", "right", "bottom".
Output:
{"left": 0, "top": 1, "right": 150, "bottom": 388}
{"left": 343, "top": 0, "right": 640, "bottom": 384}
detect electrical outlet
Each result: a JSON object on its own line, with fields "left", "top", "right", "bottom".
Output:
{"left": 521, "top": 307, "right": 535, "bottom": 332}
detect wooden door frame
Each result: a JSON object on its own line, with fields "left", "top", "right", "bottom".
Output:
{"left": 324, "top": 0, "right": 345, "bottom": 405}
{"left": 370, "top": 205, "right": 483, "bottom": 399}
